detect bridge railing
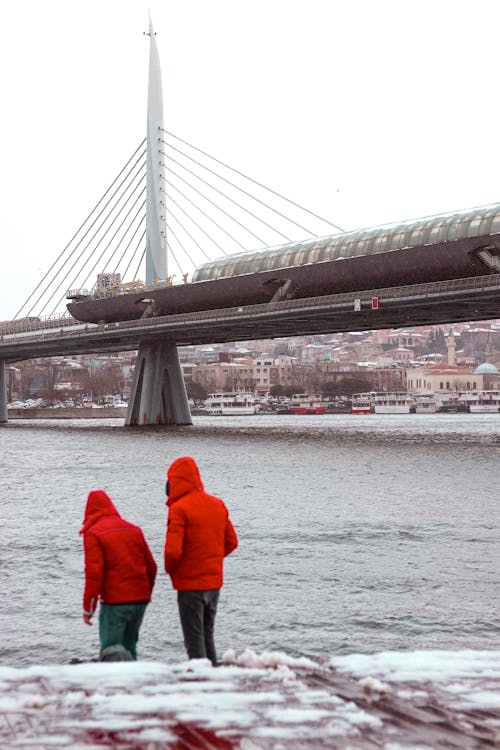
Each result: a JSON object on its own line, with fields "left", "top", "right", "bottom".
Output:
{"left": 2, "top": 273, "right": 500, "bottom": 347}
{"left": 0, "top": 312, "right": 89, "bottom": 336}
{"left": 66, "top": 276, "right": 181, "bottom": 302}
{"left": 103, "top": 272, "right": 500, "bottom": 330}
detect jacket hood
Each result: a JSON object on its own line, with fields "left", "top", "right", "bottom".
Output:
{"left": 79, "top": 489, "right": 121, "bottom": 534}
{"left": 167, "top": 456, "right": 204, "bottom": 506}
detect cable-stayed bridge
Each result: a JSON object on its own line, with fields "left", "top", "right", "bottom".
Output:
{"left": 1, "top": 21, "right": 500, "bottom": 425}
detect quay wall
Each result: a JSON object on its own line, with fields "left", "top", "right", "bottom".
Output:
{"left": 7, "top": 407, "right": 127, "bottom": 419}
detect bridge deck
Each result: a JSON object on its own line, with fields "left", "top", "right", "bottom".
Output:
{"left": 1, "top": 274, "right": 500, "bottom": 361}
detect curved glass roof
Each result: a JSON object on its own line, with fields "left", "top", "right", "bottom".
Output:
{"left": 192, "top": 202, "right": 500, "bottom": 282}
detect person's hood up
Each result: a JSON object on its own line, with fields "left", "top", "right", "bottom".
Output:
{"left": 166, "top": 456, "right": 204, "bottom": 506}
{"left": 79, "top": 489, "right": 120, "bottom": 534}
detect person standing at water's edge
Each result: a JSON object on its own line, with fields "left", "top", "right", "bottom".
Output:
{"left": 164, "top": 456, "right": 238, "bottom": 665}
{"left": 80, "top": 490, "right": 157, "bottom": 660}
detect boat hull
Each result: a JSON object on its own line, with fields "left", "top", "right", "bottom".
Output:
{"left": 206, "top": 406, "right": 256, "bottom": 416}
{"left": 469, "top": 405, "right": 500, "bottom": 413}
{"left": 289, "top": 406, "right": 325, "bottom": 415}
{"left": 415, "top": 405, "right": 437, "bottom": 414}
{"left": 374, "top": 406, "right": 411, "bottom": 414}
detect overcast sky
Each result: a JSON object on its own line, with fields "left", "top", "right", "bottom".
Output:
{"left": 2, "top": 0, "right": 499, "bottom": 319}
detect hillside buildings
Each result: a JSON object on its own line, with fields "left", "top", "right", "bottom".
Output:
{"left": 6, "top": 321, "right": 500, "bottom": 403}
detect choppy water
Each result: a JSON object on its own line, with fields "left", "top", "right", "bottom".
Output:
{"left": 0, "top": 413, "right": 498, "bottom": 666}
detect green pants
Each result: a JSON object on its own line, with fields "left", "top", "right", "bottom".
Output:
{"left": 98, "top": 602, "right": 147, "bottom": 660}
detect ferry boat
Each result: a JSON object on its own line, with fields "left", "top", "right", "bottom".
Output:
{"left": 413, "top": 394, "right": 437, "bottom": 414}
{"left": 288, "top": 394, "right": 325, "bottom": 415}
{"left": 436, "top": 393, "right": 468, "bottom": 413}
{"left": 460, "top": 390, "right": 500, "bottom": 413}
{"left": 373, "top": 391, "right": 412, "bottom": 414}
{"left": 351, "top": 392, "right": 374, "bottom": 414}
{"left": 204, "top": 392, "right": 256, "bottom": 416}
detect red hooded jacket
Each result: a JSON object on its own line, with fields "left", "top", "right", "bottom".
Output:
{"left": 80, "top": 490, "right": 157, "bottom": 615}
{"left": 164, "top": 457, "right": 238, "bottom": 591}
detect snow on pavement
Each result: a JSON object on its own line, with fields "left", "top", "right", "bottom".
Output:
{"left": 0, "top": 648, "right": 499, "bottom": 748}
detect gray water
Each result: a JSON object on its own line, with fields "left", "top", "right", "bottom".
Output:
{"left": 0, "top": 413, "right": 498, "bottom": 667}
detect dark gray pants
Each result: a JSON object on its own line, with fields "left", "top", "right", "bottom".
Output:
{"left": 177, "top": 589, "right": 220, "bottom": 665}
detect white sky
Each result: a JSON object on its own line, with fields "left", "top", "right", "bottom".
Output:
{"left": 1, "top": 0, "right": 500, "bottom": 319}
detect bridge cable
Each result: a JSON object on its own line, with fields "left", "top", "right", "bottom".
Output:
{"left": 48, "top": 163, "right": 146, "bottom": 302}
{"left": 41, "top": 171, "right": 147, "bottom": 317}
{"left": 161, "top": 148, "right": 290, "bottom": 243}
{"left": 112, "top": 213, "right": 147, "bottom": 275}
{"left": 47, "top": 191, "right": 148, "bottom": 316}
{"left": 166, "top": 241, "right": 185, "bottom": 278}
{"left": 123, "top": 228, "right": 147, "bottom": 281}
{"left": 162, "top": 165, "right": 251, "bottom": 250}
{"left": 163, "top": 190, "right": 224, "bottom": 258}
{"left": 73, "top": 184, "right": 147, "bottom": 291}
{"left": 163, "top": 164, "right": 266, "bottom": 249}
{"left": 166, "top": 205, "right": 210, "bottom": 263}
{"left": 162, "top": 179, "right": 234, "bottom": 254}
{"left": 162, "top": 164, "right": 250, "bottom": 250}
{"left": 162, "top": 129, "right": 344, "bottom": 233}
{"left": 131, "top": 241, "right": 147, "bottom": 283}
{"left": 16, "top": 140, "right": 146, "bottom": 319}
{"left": 164, "top": 221, "right": 197, "bottom": 268}
{"left": 23, "top": 146, "right": 147, "bottom": 318}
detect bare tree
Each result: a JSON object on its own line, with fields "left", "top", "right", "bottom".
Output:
{"left": 89, "top": 371, "right": 121, "bottom": 403}
{"left": 37, "top": 359, "right": 60, "bottom": 403}
{"left": 21, "top": 365, "right": 39, "bottom": 398}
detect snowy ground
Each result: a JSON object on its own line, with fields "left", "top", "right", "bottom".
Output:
{"left": 0, "top": 649, "right": 499, "bottom": 749}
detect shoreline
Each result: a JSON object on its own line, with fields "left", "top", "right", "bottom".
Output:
{"left": 7, "top": 406, "right": 127, "bottom": 419}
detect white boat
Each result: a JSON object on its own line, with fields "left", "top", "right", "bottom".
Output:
{"left": 461, "top": 390, "right": 500, "bottom": 413}
{"left": 373, "top": 391, "right": 411, "bottom": 414}
{"left": 205, "top": 392, "right": 256, "bottom": 415}
{"left": 413, "top": 394, "right": 437, "bottom": 414}
{"left": 351, "top": 392, "right": 374, "bottom": 414}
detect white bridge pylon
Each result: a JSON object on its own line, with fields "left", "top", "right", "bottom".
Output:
{"left": 145, "top": 16, "right": 167, "bottom": 286}
{"left": 126, "top": 18, "right": 191, "bottom": 426}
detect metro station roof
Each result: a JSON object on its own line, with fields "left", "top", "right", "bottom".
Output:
{"left": 193, "top": 202, "right": 500, "bottom": 281}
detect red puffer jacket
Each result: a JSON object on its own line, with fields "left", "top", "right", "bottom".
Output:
{"left": 164, "top": 456, "right": 238, "bottom": 591}
{"left": 80, "top": 490, "right": 157, "bottom": 615}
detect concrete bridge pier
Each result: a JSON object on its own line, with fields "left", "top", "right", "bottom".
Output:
{"left": 126, "top": 340, "right": 192, "bottom": 426}
{"left": 0, "top": 361, "right": 7, "bottom": 423}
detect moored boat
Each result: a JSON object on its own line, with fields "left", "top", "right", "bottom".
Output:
{"left": 205, "top": 392, "right": 256, "bottom": 415}
{"left": 436, "top": 393, "right": 468, "bottom": 413}
{"left": 288, "top": 394, "right": 324, "bottom": 415}
{"left": 373, "top": 391, "right": 412, "bottom": 414}
{"left": 460, "top": 390, "right": 500, "bottom": 413}
{"left": 351, "top": 392, "right": 374, "bottom": 414}
{"left": 413, "top": 394, "right": 438, "bottom": 414}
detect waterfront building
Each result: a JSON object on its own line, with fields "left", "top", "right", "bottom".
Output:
{"left": 406, "top": 363, "right": 482, "bottom": 395}
{"left": 474, "top": 362, "right": 500, "bottom": 389}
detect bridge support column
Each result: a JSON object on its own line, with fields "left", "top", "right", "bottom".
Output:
{"left": 0, "top": 361, "right": 7, "bottom": 423}
{"left": 126, "top": 340, "right": 192, "bottom": 426}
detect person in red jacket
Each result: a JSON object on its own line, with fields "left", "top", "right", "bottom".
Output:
{"left": 80, "top": 489, "right": 157, "bottom": 660}
{"left": 164, "top": 456, "right": 238, "bottom": 665}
